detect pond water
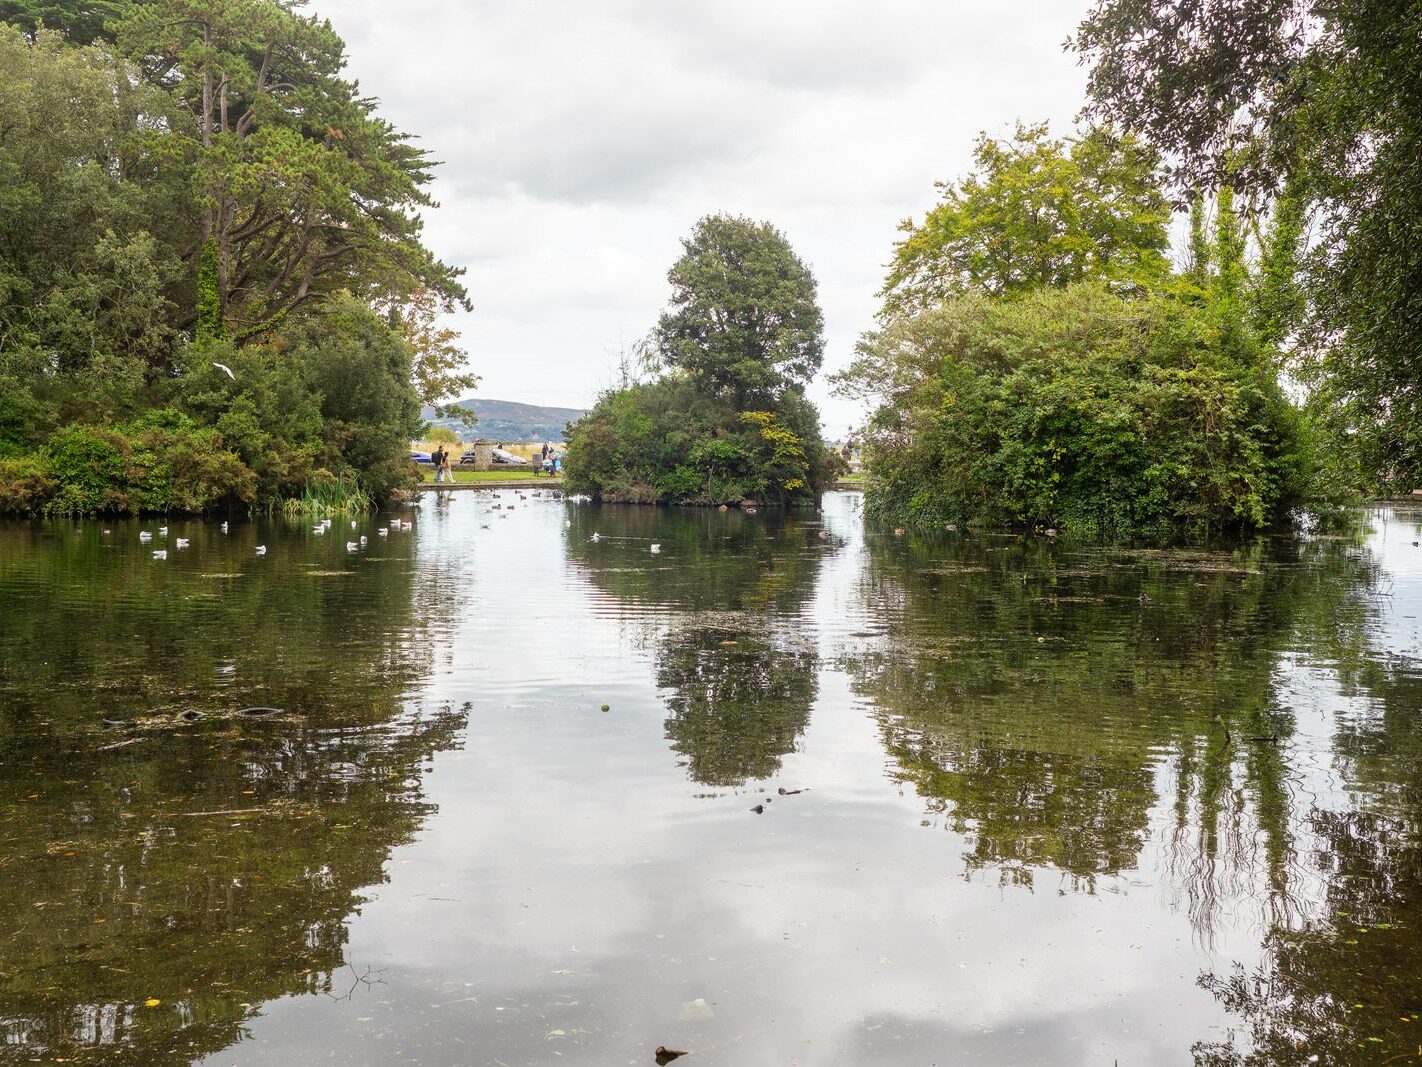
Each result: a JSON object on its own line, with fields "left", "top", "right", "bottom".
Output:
{"left": 1, "top": 491, "right": 1420, "bottom": 1066}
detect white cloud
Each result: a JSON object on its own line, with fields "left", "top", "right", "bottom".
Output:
{"left": 318, "top": 0, "right": 1092, "bottom": 431}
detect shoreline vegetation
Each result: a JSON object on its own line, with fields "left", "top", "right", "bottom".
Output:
{"left": 0, "top": 2, "right": 473, "bottom": 520}
{"left": 3, "top": 2, "right": 1418, "bottom": 537}
{"left": 832, "top": 125, "right": 1349, "bottom": 539}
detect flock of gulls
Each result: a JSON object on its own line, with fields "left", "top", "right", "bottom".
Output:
{"left": 117, "top": 489, "right": 672, "bottom": 560}
{"left": 118, "top": 515, "right": 414, "bottom": 560}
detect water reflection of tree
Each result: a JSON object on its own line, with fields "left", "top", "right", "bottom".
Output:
{"left": 1193, "top": 669, "right": 1422, "bottom": 1066}
{"left": 657, "top": 622, "right": 816, "bottom": 787}
{"left": 847, "top": 531, "right": 1378, "bottom": 907}
{"left": 564, "top": 504, "right": 825, "bottom": 786}
{"left": 0, "top": 517, "right": 464, "bottom": 1064}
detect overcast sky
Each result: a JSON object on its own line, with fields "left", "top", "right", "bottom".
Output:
{"left": 317, "top": 0, "right": 1092, "bottom": 436}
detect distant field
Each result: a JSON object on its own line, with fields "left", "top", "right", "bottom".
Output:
{"left": 420, "top": 470, "right": 559, "bottom": 484}
{"left": 412, "top": 440, "right": 561, "bottom": 461}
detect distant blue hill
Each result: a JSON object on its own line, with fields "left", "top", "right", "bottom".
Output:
{"left": 420, "top": 397, "right": 588, "bottom": 442}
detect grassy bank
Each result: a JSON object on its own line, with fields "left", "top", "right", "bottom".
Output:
{"left": 421, "top": 470, "right": 560, "bottom": 484}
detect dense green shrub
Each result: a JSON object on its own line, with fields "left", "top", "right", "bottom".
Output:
{"left": 0, "top": 454, "right": 56, "bottom": 513}
{"left": 838, "top": 284, "right": 1317, "bottom": 536}
{"left": 563, "top": 377, "right": 835, "bottom": 506}
{"left": 21, "top": 411, "right": 256, "bottom": 515}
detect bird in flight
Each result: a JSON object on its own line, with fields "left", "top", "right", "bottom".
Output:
{"left": 212, "top": 362, "right": 236, "bottom": 380}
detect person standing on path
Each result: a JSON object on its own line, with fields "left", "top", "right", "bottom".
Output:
{"left": 432, "top": 445, "right": 448, "bottom": 483}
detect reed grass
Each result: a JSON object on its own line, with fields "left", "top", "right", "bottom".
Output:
{"left": 280, "top": 475, "right": 373, "bottom": 517}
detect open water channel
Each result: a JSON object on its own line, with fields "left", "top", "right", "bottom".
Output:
{"left": 1, "top": 491, "right": 1420, "bottom": 1065}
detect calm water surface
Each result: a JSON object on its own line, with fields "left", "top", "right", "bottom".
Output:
{"left": 1, "top": 492, "right": 1420, "bottom": 1065}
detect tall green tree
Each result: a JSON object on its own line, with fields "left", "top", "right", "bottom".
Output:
{"left": 879, "top": 123, "right": 1171, "bottom": 319}
{"left": 656, "top": 213, "right": 824, "bottom": 407}
{"left": 1073, "top": 0, "right": 1422, "bottom": 492}
{"left": 0, "top": 25, "right": 187, "bottom": 409}
{"left": 0, "top": 0, "right": 127, "bottom": 43}
{"left": 115, "top": 0, "right": 467, "bottom": 340}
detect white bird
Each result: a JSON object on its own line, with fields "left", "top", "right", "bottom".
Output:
{"left": 158, "top": 526, "right": 168, "bottom": 536}
{"left": 378, "top": 528, "right": 389, "bottom": 537}
{"left": 313, "top": 525, "right": 325, "bottom": 533}
{"left": 350, "top": 520, "right": 357, "bottom": 529}
{"left": 255, "top": 545, "right": 267, "bottom": 555}
{"left": 220, "top": 521, "right": 229, "bottom": 534}
{"left": 564, "top": 520, "right": 571, "bottom": 528}
{"left": 590, "top": 533, "right": 600, "bottom": 542}
{"left": 152, "top": 549, "right": 167, "bottom": 559}
{"left": 212, "top": 361, "right": 236, "bottom": 380}
{"left": 175, "top": 538, "right": 190, "bottom": 548}
{"left": 359, "top": 535, "right": 367, "bottom": 545}
{"left": 346, "top": 541, "right": 359, "bottom": 551}
{"left": 650, "top": 544, "right": 661, "bottom": 554}
{"left": 139, "top": 531, "right": 153, "bottom": 542}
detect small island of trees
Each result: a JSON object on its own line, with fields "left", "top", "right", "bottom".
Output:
{"left": 563, "top": 214, "right": 841, "bottom": 507}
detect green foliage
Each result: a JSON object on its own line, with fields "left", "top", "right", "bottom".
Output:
{"left": 196, "top": 236, "right": 224, "bottom": 341}
{"left": 838, "top": 284, "right": 1317, "bottom": 537}
{"left": 656, "top": 213, "right": 824, "bottom": 407}
{"left": 0, "top": 0, "right": 127, "bottom": 43}
{"left": 113, "top": 0, "right": 467, "bottom": 337}
{"left": 279, "top": 473, "right": 372, "bottom": 517}
{"left": 880, "top": 123, "right": 1171, "bottom": 319}
{"left": 0, "top": 10, "right": 465, "bottom": 514}
{"left": 1074, "top": 0, "right": 1422, "bottom": 492}
{"left": 563, "top": 377, "right": 832, "bottom": 506}
{"left": 568, "top": 214, "right": 833, "bottom": 507}
{"left": 8, "top": 410, "right": 256, "bottom": 515}
{"left": 0, "top": 453, "right": 57, "bottom": 512}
